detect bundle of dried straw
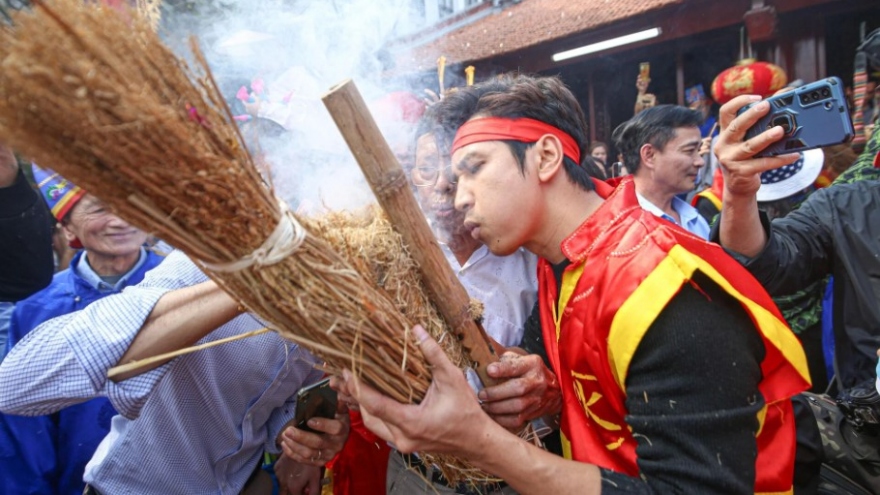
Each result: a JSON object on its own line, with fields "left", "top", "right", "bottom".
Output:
{"left": 0, "top": 1, "right": 524, "bottom": 484}
{"left": 0, "top": 1, "right": 441, "bottom": 401}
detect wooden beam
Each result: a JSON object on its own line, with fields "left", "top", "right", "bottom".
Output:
{"left": 321, "top": 79, "right": 502, "bottom": 387}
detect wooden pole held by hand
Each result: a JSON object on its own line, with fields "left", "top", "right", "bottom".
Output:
{"left": 321, "top": 79, "right": 501, "bottom": 387}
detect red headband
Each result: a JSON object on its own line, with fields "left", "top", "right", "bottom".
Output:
{"left": 451, "top": 117, "right": 581, "bottom": 164}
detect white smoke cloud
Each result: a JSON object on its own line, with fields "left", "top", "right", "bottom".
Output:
{"left": 160, "top": 0, "right": 431, "bottom": 214}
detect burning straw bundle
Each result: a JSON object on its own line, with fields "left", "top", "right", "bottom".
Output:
{"left": 0, "top": 1, "right": 441, "bottom": 402}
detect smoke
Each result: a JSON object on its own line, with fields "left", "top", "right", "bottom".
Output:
{"left": 159, "top": 0, "right": 430, "bottom": 214}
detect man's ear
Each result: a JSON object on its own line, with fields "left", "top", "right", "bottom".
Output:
{"left": 534, "top": 134, "right": 565, "bottom": 183}
{"left": 639, "top": 143, "right": 656, "bottom": 171}
{"left": 61, "top": 222, "right": 78, "bottom": 244}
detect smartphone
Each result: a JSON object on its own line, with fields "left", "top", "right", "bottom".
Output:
{"left": 737, "top": 76, "right": 854, "bottom": 157}
{"left": 293, "top": 377, "right": 338, "bottom": 433}
{"left": 639, "top": 62, "right": 650, "bottom": 80}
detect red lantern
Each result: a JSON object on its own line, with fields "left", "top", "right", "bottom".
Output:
{"left": 711, "top": 59, "right": 787, "bottom": 104}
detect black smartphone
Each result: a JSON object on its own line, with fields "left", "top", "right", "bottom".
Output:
{"left": 737, "top": 76, "right": 854, "bottom": 157}
{"left": 293, "top": 377, "right": 338, "bottom": 433}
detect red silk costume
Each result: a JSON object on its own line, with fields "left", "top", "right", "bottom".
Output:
{"left": 539, "top": 177, "right": 810, "bottom": 494}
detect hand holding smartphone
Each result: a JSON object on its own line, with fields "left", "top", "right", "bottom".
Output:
{"left": 294, "top": 377, "right": 338, "bottom": 433}
{"left": 737, "top": 77, "right": 854, "bottom": 157}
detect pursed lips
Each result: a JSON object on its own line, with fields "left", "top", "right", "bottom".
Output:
{"left": 463, "top": 219, "right": 481, "bottom": 239}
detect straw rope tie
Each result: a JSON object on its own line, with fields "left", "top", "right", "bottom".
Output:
{"left": 202, "top": 201, "right": 306, "bottom": 272}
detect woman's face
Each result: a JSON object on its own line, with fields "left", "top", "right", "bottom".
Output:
{"left": 591, "top": 146, "right": 607, "bottom": 165}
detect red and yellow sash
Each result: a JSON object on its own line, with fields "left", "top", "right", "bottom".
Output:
{"left": 539, "top": 178, "right": 809, "bottom": 494}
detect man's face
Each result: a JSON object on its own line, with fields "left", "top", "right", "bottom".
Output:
{"left": 410, "top": 134, "right": 467, "bottom": 239}
{"left": 451, "top": 140, "right": 540, "bottom": 256}
{"left": 63, "top": 195, "right": 147, "bottom": 258}
{"left": 646, "top": 126, "right": 705, "bottom": 195}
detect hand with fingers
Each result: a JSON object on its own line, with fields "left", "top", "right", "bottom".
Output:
{"left": 278, "top": 406, "right": 351, "bottom": 467}
{"left": 714, "top": 94, "right": 801, "bottom": 198}
{"left": 478, "top": 352, "right": 562, "bottom": 431}
{"left": 341, "top": 325, "right": 497, "bottom": 456}
{"left": 698, "top": 136, "right": 712, "bottom": 157}
{"left": 274, "top": 453, "right": 322, "bottom": 495}
{"left": 715, "top": 94, "right": 803, "bottom": 258}
{"left": 636, "top": 75, "right": 650, "bottom": 95}
{"left": 329, "top": 375, "right": 359, "bottom": 411}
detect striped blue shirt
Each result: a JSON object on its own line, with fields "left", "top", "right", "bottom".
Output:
{"left": 636, "top": 192, "right": 711, "bottom": 240}
{"left": 0, "top": 250, "right": 323, "bottom": 494}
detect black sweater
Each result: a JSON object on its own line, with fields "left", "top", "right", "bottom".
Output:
{"left": 0, "top": 170, "right": 54, "bottom": 302}
{"left": 525, "top": 269, "right": 768, "bottom": 494}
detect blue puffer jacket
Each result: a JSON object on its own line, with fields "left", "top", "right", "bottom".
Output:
{"left": 0, "top": 249, "right": 165, "bottom": 495}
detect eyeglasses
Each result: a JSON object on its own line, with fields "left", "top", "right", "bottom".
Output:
{"left": 411, "top": 164, "right": 458, "bottom": 187}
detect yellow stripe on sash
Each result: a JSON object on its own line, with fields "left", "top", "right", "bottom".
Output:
{"left": 554, "top": 263, "right": 585, "bottom": 342}
{"left": 607, "top": 244, "right": 810, "bottom": 389}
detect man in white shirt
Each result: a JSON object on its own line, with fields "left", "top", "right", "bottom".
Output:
{"left": 612, "top": 105, "right": 711, "bottom": 239}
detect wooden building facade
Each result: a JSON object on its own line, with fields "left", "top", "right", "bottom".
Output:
{"left": 393, "top": 0, "right": 879, "bottom": 145}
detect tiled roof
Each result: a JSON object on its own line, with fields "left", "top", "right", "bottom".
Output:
{"left": 395, "top": 0, "right": 685, "bottom": 70}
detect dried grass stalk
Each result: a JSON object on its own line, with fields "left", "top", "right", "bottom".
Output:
{"left": 0, "top": 1, "right": 552, "bottom": 484}
{"left": 0, "top": 0, "right": 434, "bottom": 399}
{"left": 305, "top": 208, "right": 522, "bottom": 486}
{"left": 301, "top": 208, "right": 470, "bottom": 369}
{"left": 0, "top": 1, "right": 511, "bottom": 485}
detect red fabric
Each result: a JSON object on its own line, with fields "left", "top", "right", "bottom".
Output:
{"left": 54, "top": 189, "right": 87, "bottom": 223}
{"left": 372, "top": 91, "right": 426, "bottom": 125}
{"left": 538, "top": 178, "right": 807, "bottom": 492}
{"left": 329, "top": 411, "right": 389, "bottom": 495}
{"left": 603, "top": 175, "right": 627, "bottom": 189}
{"left": 451, "top": 117, "right": 581, "bottom": 164}
{"left": 711, "top": 60, "right": 787, "bottom": 105}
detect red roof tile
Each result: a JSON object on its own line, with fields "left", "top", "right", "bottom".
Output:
{"left": 395, "top": 0, "right": 685, "bottom": 70}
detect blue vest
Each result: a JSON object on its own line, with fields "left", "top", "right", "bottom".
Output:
{"left": 0, "top": 250, "right": 164, "bottom": 495}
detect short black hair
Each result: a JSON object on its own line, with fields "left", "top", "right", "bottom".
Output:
{"left": 429, "top": 74, "right": 597, "bottom": 191}
{"left": 611, "top": 105, "right": 704, "bottom": 174}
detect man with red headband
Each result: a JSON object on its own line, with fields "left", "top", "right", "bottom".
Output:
{"left": 341, "top": 74, "right": 814, "bottom": 494}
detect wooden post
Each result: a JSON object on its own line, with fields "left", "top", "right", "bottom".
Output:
{"left": 322, "top": 79, "right": 500, "bottom": 387}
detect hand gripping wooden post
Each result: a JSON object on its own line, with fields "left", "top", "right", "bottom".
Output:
{"left": 322, "top": 79, "right": 501, "bottom": 387}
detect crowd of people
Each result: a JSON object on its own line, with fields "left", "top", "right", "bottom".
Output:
{"left": 1, "top": 29, "right": 880, "bottom": 495}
